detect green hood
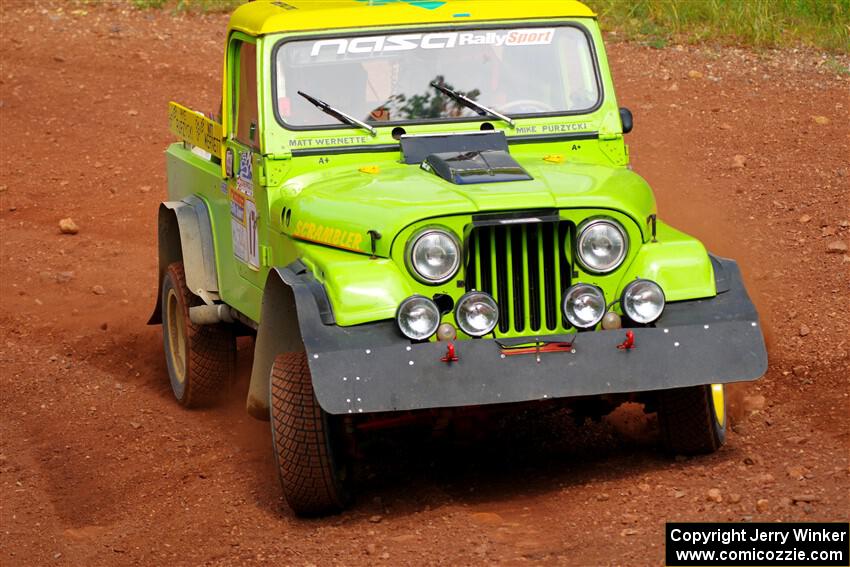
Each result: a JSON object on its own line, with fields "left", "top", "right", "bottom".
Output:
{"left": 281, "top": 153, "right": 656, "bottom": 257}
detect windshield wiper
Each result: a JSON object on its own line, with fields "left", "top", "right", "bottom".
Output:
{"left": 430, "top": 82, "right": 515, "bottom": 129}
{"left": 297, "top": 91, "right": 376, "bottom": 137}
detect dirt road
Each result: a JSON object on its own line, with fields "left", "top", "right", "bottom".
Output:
{"left": 1, "top": 3, "right": 848, "bottom": 566}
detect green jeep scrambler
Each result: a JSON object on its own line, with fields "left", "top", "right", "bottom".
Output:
{"left": 152, "top": 0, "right": 767, "bottom": 516}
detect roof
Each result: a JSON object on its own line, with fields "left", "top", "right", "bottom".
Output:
{"left": 228, "top": 0, "right": 596, "bottom": 36}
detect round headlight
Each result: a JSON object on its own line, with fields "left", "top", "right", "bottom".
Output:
{"left": 397, "top": 295, "right": 441, "bottom": 340}
{"left": 406, "top": 228, "right": 461, "bottom": 284}
{"left": 576, "top": 219, "right": 628, "bottom": 274}
{"left": 563, "top": 283, "right": 606, "bottom": 329}
{"left": 454, "top": 292, "right": 499, "bottom": 337}
{"left": 621, "top": 279, "right": 665, "bottom": 324}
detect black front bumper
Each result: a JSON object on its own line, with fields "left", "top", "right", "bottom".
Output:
{"left": 294, "top": 257, "right": 767, "bottom": 415}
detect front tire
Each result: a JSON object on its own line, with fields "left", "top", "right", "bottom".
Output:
{"left": 161, "top": 262, "right": 236, "bottom": 407}
{"left": 270, "top": 352, "right": 351, "bottom": 516}
{"left": 657, "top": 384, "right": 726, "bottom": 455}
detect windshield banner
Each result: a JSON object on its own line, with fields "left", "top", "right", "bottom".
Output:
{"left": 310, "top": 28, "right": 555, "bottom": 57}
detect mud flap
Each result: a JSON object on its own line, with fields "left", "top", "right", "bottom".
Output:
{"left": 303, "top": 257, "right": 766, "bottom": 415}
{"left": 250, "top": 257, "right": 766, "bottom": 417}
{"left": 246, "top": 262, "right": 333, "bottom": 420}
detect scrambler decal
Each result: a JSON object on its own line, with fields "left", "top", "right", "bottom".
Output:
{"left": 292, "top": 220, "right": 364, "bottom": 252}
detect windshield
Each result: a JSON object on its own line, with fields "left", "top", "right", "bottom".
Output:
{"left": 274, "top": 25, "right": 600, "bottom": 128}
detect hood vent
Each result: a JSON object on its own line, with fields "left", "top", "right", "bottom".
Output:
{"left": 401, "top": 131, "right": 508, "bottom": 164}
{"left": 421, "top": 150, "right": 533, "bottom": 185}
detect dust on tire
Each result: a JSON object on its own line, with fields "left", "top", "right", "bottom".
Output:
{"left": 270, "top": 352, "right": 350, "bottom": 516}
{"left": 657, "top": 384, "right": 726, "bottom": 455}
{"left": 161, "top": 261, "right": 236, "bottom": 408}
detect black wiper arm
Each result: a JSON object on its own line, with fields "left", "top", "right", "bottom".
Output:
{"left": 297, "top": 90, "right": 376, "bottom": 137}
{"left": 430, "top": 82, "right": 515, "bottom": 129}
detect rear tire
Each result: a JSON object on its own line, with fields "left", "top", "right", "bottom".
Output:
{"left": 657, "top": 384, "right": 726, "bottom": 455}
{"left": 161, "top": 262, "right": 236, "bottom": 407}
{"left": 270, "top": 352, "right": 351, "bottom": 516}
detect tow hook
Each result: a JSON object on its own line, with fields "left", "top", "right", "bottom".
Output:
{"left": 617, "top": 330, "right": 635, "bottom": 350}
{"left": 440, "top": 342, "right": 459, "bottom": 363}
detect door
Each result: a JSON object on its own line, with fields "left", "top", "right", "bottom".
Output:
{"left": 223, "top": 34, "right": 268, "bottom": 304}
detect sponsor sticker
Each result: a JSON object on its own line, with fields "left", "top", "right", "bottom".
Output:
{"left": 231, "top": 214, "right": 248, "bottom": 266}
{"left": 225, "top": 148, "right": 234, "bottom": 178}
{"left": 238, "top": 150, "right": 253, "bottom": 181}
{"left": 230, "top": 190, "right": 245, "bottom": 222}
{"left": 167, "top": 101, "right": 222, "bottom": 157}
{"left": 245, "top": 199, "right": 260, "bottom": 270}
{"left": 236, "top": 177, "right": 254, "bottom": 198}
{"left": 230, "top": 188, "right": 259, "bottom": 270}
{"left": 310, "top": 28, "right": 555, "bottom": 57}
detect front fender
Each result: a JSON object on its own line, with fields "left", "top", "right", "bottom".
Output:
{"left": 295, "top": 242, "right": 414, "bottom": 326}
{"left": 617, "top": 220, "right": 716, "bottom": 302}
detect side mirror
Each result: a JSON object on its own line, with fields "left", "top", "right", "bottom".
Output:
{"left": 619, "top": 107, "right": 633, "bottom": 134}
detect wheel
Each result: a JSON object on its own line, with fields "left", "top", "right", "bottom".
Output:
{"left": 270, "top": 352, "right": 351, "bottom": 516}
{"left": 161, "top": 262, "right": 236, "bottom": 407}
{"left": 657, "top": 383, "right": 726, "bottom": 455}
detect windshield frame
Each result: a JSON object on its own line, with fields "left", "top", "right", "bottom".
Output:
{"left": 270, "top": 21, "right": 604, "bottom": 132}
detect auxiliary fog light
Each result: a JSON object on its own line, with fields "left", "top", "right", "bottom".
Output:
{"left": 454, "top": 292, "right": 499, "bottom": 337}
{"left": 436, "top": 323, "right": 457, "bottom": 342}
{"left": 397, "top": 295, "right": 441, "bottom": 341}
{"left": 601, "top": 311, "right": 622, "bottom": 330}
{"left": 563, "top": 284, "right": 606, "bottom": 329}
{"left": 621, "top": 279, "right": 665, "bottom": 324}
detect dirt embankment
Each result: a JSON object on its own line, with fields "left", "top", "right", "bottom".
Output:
{"left": 1, "top": 3, "right": 848, "bottom": 566}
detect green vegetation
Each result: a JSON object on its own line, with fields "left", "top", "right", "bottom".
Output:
{"left": 824, "top": 56, "right": 850, "bottom": 74}
{"left": 588, "top": 0, "right": 850, "bottom": 52}
{"left": 130, "top": 0, "right": 243, "bottom": 13}
{"left": 127, "top": 0, "right": 849, "bottom": 52}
